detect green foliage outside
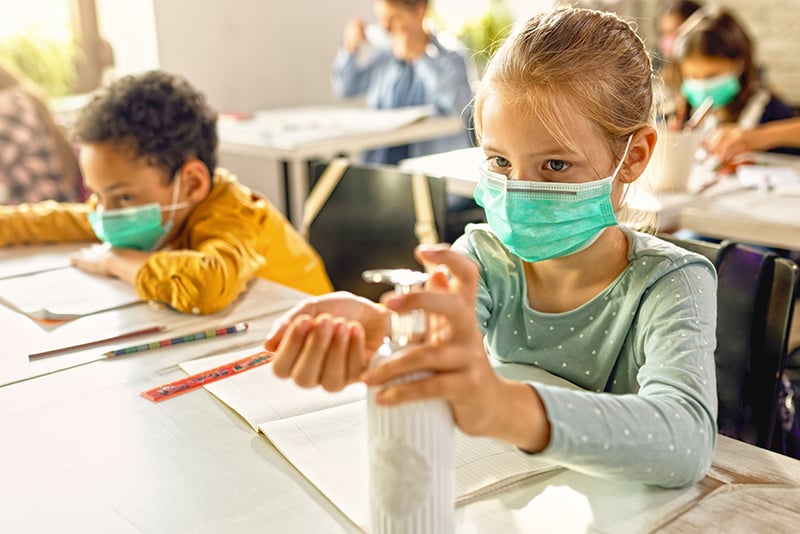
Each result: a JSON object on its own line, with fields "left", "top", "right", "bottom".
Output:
{"left": 0, "top": 34, "right": 78, "bottom": 97}
{"left": 432, "top": 0, "right": 514, "bottom": 77}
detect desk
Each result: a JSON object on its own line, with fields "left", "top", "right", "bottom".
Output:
{"left": 401, "top": 148, "right": 800, "bottom": 250}
{"left": 3, "top": 251, "right": 800, "bottom": 532}
{"left": 218, "top": 106, "right": 465, "bottom": 226}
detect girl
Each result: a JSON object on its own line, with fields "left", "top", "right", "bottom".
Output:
{"left": 671, "top": 6, "right": 794, "bottom": 130}
{"left": 265, "top": 7, "right": 718, "bottom": 488}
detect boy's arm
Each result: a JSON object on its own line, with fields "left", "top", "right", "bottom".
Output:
{"left": 135, "top": 236, "right": 264, "bottom": 315}
{"left": 0, "top": 201, "right": 98, "bottom": 247}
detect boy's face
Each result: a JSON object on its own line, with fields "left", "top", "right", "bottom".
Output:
{"left": 80, "top": 142, "right": 192, "bottom": 241}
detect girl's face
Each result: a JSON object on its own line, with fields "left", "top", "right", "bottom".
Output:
{"left": 479, "top": 91, "right": 617, "bottom": 185}
{"left": 680, "top": 54, "right": 740, "bottom": 80}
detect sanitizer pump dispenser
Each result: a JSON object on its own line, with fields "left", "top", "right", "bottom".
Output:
{"left": 362, "top": 269, "right": 454, "bottom": 534}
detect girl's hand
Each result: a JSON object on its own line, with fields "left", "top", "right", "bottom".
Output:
{"left": 265, "top": 292, "right": 389, "bottom": 392}
{"left": 362, "top": 245, "right": 551, "bottom": 451}
{"left": 705, "top": 124, "right": 751, "bottom": 162}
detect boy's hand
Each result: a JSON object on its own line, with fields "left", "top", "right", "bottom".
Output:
{"left": 69, "top": 245, "right": 149, "bottom": 285}
{"left": 343, "top": 18, "right": 367, "bottom": 53}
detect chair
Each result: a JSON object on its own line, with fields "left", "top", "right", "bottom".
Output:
{"left": 661, "top": 234, "right": 800, "bottom": 452}
{"left": 304, "top": 160, "right": 448, "bottom": 302}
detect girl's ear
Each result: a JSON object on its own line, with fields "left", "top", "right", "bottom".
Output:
{"left": 180, "top": 159, "right": 212, "bottom": 203}
{"left": 620, "top": 126, "right": 658, "bottom": 184}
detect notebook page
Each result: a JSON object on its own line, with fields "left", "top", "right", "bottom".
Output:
{"left": 259, "top": 400, "right": 563, "bottom": 531}
{"left": 179, "top": 347, "right": 366, "bottom": 431}
{"left": 0, "top": 243, "right": 82, "bottom": 280}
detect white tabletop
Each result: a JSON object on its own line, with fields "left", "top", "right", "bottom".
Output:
{"left": 218, "top": 105, "right": 465, "bottom": 226}
{"left": 2, "top": 247, "right": 800, "bottom": 532}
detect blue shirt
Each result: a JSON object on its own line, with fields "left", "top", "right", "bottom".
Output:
{"left": 452, "top": 224, "right": 719, "bottom": 488}
{"left": 332, "top": 34, "right": 474, "bottom": 164}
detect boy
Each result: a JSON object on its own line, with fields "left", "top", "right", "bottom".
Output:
{"left": 0, "top": 70, "right": 332, "bottom": 314}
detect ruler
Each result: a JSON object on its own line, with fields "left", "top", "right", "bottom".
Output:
{"left": 141, "top": 350, "right": 273, "bottom": 402}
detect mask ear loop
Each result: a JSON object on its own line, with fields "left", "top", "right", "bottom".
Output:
{"left": 614, "top": 134, "right": 636, "bottom": 220}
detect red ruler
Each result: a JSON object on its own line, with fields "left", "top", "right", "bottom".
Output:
{"left": 141, "top": 350, "right": 273, "bottom": 402}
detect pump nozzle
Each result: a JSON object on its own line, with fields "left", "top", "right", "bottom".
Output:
{"left": 362, "top": 269, "right": 428, "bottom": 346}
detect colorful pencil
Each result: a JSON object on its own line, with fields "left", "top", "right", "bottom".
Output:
{"left": 103, "top": 322, "right": 249, "bottom": 358}
{"left": 140, "top": 350, "right": 273, "bottom": 402}
{"left": 28, "top": 325, "right": 167, "bottom": 361}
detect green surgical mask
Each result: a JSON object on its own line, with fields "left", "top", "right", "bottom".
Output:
{"left": 681, "top": 73, "right": 741, "bottom": 109}
{"left": 473, "top": 136, "right": 631, "bottom": 263}
{"left": 87, "top": 176, "right": 187, "bottom": 250}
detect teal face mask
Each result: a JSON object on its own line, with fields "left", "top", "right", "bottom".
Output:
{"left": 473, "top": 136, "right": 631, "bottom": 263}
{"left": 87, "top": 175, "right": 187, "bottom": 250}
{"left": 681, "top": 73, "right": 741, "bottom": 109}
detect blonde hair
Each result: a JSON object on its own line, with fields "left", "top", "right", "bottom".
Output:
{"left": 0, "top": 59, "right": 80, "bottom": 199}
{"left": 473, "top": 7, "right": 658, "bottom": 229}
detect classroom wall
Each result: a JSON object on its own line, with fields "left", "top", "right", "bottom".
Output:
{"left": 152, "top": 0, "right": 372, "bottom": 113}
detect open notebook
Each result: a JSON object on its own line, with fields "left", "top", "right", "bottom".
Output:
{"left": 180, "top": 349, "right": 578, "bottom": 530}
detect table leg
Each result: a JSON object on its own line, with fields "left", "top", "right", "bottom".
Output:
{"left": 286, "top": 158, "right": 309, "bottom": 228}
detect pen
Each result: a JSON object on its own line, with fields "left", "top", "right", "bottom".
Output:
{"left": 28, "top": 325, "right": 167, "bottom": 361}
{"left": 140, "top": 350, "right": 273, "bottom": 402}
{"left": 103, "top": 322, "right": 249, "bottom": 357}
{"left": 683, "top": 96, "right": 714, "bottom": 132}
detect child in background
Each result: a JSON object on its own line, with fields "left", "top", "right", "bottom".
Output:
{"left": 333, "top": 0, "right": 473, "bottom": 165}
{"left": 0, "top": 60, "right": 82, "bottom": 204}
{"left": 264, "top": 8, "right": 718, "bottom": 488}
{"left": 671, "top": 6, "right": 794, "bottom": 131}
{"left": 0, "top": 70, "right": 332, "bottom": 314}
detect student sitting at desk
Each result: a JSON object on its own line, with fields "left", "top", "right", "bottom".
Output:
{"left": 670, "top": 7, "right": 795, "bottom": 134}
{"left": 266, "top": 8, "right": 718, "bottom": 488}
{"left": 0, "top": 70, "right": 333, "bottom": 314}
{"left": 333, "top": 0, "right": 473, "bottom": 165}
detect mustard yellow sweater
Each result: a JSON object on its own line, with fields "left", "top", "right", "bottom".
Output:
{"left": 0, "top": 169, "right": 332, "bottom": 313}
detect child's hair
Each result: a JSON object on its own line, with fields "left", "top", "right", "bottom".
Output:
{"left": 673, "top": 6, "right": 756, "bottom": 120}
{"left": 71, "top": 70, "right": 218, "bottom": 181}
{"left": 657, "top": 0, "right": 703, "bottom": 24}
{"left": 474, "top": 7, "right": 654, "bottom": 178}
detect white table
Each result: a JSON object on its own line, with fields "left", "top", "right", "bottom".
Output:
{"left": 3, "top": 247, "right": 800, "bottom": 532}
{"left": 218, "top": 106, "right": 465, "bottom": 226}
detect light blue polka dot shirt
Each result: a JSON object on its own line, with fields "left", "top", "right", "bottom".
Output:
{"left": 452, "top": 224, "right": 718, "bottom": 488}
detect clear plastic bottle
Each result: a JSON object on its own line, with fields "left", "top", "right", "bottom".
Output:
{"left": 363, "top": 269, "right": 454, "bottom": 534}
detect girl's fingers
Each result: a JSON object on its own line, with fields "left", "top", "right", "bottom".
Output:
{"left": 318, "top": 319, "right": 351, "bottom": 392}
{"left": 291, "top": 314, "right": 336, "bottom": 388}
{"left": 271, "top": 316, "right": 312, "bottom": 378}
{"left": 345, "top": 321, "right": 368, "bottom": 384}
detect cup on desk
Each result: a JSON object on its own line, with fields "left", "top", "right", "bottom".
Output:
{"left": 645, "top": 129, "right": 706, "bottom": 193}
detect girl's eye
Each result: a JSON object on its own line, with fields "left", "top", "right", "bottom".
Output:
{"left": 491, "top": 156, "right": 510, "bottom": 168}
{"left": 545, "top": 160, "right": 568, "bottom": 172}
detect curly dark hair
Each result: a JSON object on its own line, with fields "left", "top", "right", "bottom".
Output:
{"left": 71, "top": 70, "right": 218, "bottom": 180}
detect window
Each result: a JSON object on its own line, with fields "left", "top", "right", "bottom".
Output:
{"left": 0, "top": 0, "right": 113, "bottom": 97}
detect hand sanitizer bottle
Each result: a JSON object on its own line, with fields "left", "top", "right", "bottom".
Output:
{"left": 362, "top": 269, "right": 454, "bottom": 534}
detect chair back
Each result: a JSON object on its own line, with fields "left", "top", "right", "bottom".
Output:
{"left": 659, "top": 235, "right": 799, "bottom": 452}
{"left": 305, "top": 161, "right": 447, "bottom": 301}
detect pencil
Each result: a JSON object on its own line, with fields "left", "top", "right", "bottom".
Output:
{"left": 28, "top": 325, "right": 167, "bottom": 361}
{"left": 103, "top": 322, "right": 249, "bottom": 358}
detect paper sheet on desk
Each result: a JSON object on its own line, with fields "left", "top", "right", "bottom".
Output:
{"left": 0, "top": 266, "right": 141, "bottom": 321}
{"left": 181, "top": 350, "right": 565, "bottom": 531}
{"left": 737, "top": 165, "right": 800, "bottom": 193}
{"left": 0, "top": 243, "right": 85, "bottom": 280}
{"left": 218, "top": 105, "right": 437, "bottom": 148}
